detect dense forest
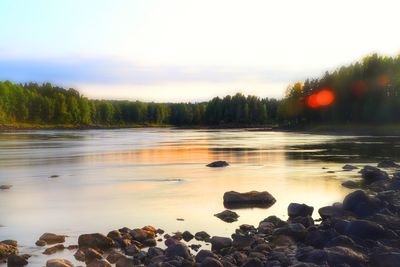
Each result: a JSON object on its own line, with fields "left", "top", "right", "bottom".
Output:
{"left": 1, "top": 53, "right": 399, "bottom": 127}
{"left": 0, "top": 81, "right": 278, "bottom": 126}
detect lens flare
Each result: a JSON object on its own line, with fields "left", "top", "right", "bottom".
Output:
{"left": 307, "top": 88, "right": 335, "bottom": 109}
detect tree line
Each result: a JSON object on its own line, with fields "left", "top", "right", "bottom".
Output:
{"left": 0, "top": 81, "right": 278, "bottom": 126}
{"left": 1, "top": 53, "right": 399, "bottom": 127}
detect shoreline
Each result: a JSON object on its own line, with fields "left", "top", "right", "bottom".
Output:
{"left": 2, "top": 161, "right": 400, "bottom": 266}
{"left": 3, "top": 123, "right": 400, "bottom": 136}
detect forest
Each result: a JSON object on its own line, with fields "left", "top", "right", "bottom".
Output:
{"left": 0, "top": 53, "right": 399, "bottom": 127}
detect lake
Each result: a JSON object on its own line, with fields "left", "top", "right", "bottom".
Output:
{"left": 0, "top": 128, "right": 398, "bottom": 266}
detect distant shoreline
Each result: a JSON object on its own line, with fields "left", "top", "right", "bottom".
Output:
{"left": 2, "top": 123, "right": 400, "bottom": 136}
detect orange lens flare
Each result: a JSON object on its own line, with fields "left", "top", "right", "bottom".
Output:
{"left": 307, "top": 89, "right": 335, "bottom": 109}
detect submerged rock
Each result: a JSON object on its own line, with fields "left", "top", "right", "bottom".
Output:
{"left": 214, "top": 210, "right": 239, "bottom": 223}
{"left": 223, "top": 190, "right": 276, "bottom": 208}
{"left": 206, "top": 161, "right": 229, "bottom": 168}
{"left": 377, "top": 160, "right": 400, "bottom": 168}
{"left": 0, "top": 185, "right": 12, "bottom": 190}
{"left": 341, "top": 180, "right": 360, "bottom": 189}
{"left": 342, "top": 164, "right": 358, "bottom": 170}
{"left": 43, "top": 244, "right": 65, "bottom": 255}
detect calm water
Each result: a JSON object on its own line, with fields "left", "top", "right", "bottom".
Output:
{"left": 0, "top": 129, "right": 399, "bottom": 266}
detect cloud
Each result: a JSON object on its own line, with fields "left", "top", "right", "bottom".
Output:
{"left": 0, "top": 57, "right": 314, "bottom": 87}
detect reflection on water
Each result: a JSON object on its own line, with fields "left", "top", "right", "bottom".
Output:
{"left": 0, "top": 129, "right": 398, "bottom": 266}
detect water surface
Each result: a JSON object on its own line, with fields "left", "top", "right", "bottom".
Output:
{"left": 0, "top": 129, "right": 398, "bottom": 266}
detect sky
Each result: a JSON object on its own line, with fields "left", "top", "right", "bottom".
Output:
{"left": 0, "top": 0, "right": 400, "bottom": 102}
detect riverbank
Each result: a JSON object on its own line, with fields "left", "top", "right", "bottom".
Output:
{"left": 1, "top": 161, "right": 400, "bottom": 267}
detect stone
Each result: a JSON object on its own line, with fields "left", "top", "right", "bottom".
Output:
{"left": 78, "top": 233, "right": 114, "bottom": 250}
{"left": 325, "top": 246, "right": 367, "bottom": 267}
{"left": 377, "top": 160, "right": 400, "bottom": 168}
{"left": 195, "top": 231, "right": 211, "bottom": 241}
{"left": 342, "top": 164, "right": 358, "bottom": 170}
{"left": 214, "top": 210, "right": 239, "bottom": 223}
{"left": 359, "top": 165, "right": 388, "bottom": 184}
{"left": 35, "top": 240, "right": 46, "bottom": 246}
{"left": 206, "top": 161, "right": 229, "bottom": 167}
{"left": 343, "top": 190, "right": 382, "bottom": 217}
{"left": 195, "top": 250, "right": 218, "bottom": 263}
{"left": 273, "top": 223, "right": 307, "bottom": 241}
{"left": 165, "top": 242, "right": 191, "bottom": 259}
{"left": 7, "top": 254, "right": 28, "bottom": 267}
{"left": 115, "top": 256, "right": 134, "bottom": 267}
{"left": 232, "top": 234, "right": 255, "bottom": 248}
{"left": 370, "top": 252, "right": 400, "bottom": 267}
{"left": 106, "top": 251, "right": 124, "bottom": 264}
{"left": 210, "top": 236, "right": 232, "bottom": 252}
{"left": 46, "top": 259, "right": 74, "bottom": 267}
{"left": 318, "top": 205, "right": 352, "bottom": 220}
{"left": 346, "top": 219, "right": 385, "bottom": 239}
{"left": 147, "top": 247, "right": 164, "bottom": 258}
{"left": 341, "top": 180, "right": 360, "bottom": 189}
{"left": 106, "top": 230, "right": 122, "bottom": 241}
{"left": 182, "top": 231, "right": 194, "bottom": 242}
{"left": 39, "top": 233, "right": 66, "bottom": 245}
{"left": 0, "top": 185, "right": 12, "bottom": 190}
{"left": 200, "top": 257, "right": 223, "bottom": 267}
{"left": 223, "top": 190, "right": 276, "bottom": 208}
{"left": 86, "top": 259, "right": 111, "bottom": 267}
{"left": 288, "top": 203, "right": 314, "bottom": 218}
{"left": 0, "top": 240, "right": 17, "bottom": 247}
{"left": 43, "top": 244, "right": 65, "bottom": 255}
{"left": 130, "top": 228, "right": 155, "bottom": 242}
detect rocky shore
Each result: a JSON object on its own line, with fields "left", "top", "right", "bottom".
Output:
{"left": 2, "top": 161, "right": 400, "bottom": 266}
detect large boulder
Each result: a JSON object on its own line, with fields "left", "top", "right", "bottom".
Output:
{"left": 214, "top": 210, "right": 239, "bottom": 223}
{"left": 206, "top": 161, "right": 229, "bottom": 168}
{"left": 359, "top": 166, "right": 388, "bottom": 184}
{"left": 46, "top": 259, "right": 74, "bottom": 267}
{"left": 210, "top": 236, "right": 232, "bottom": 252}
{"left": 318, "top": 205, "right": 353, "bottom": 220}
{"left": 288, "top": 203, "right": 314, "bottom": 218}
{"left": 343, "top": 190, "right": 382, "bottom": 217}
{"left": 223, "top": 191, "right": 276, "bottom": 208}
{"left": 7, "top": 254, "right": 28, "bottom": 267}
{"left": 346, "top": 219, "right": 385, "bottom": 240}
{"left": 78, "top": 233, "right": 114, "bottom": 250}
{"left": 39, "top": 233, "right": 66, "bottom": 245}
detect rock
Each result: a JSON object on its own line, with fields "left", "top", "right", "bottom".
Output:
{"left": 242, "top": 257, "right": 263, "bottom": 267}
{"left": 142, "top": 238, "right": 156, "bottom": 247}
{"left": 43, "top": 244, "right": 65, "bottom": 255}
{"left": 49, "top": 175, "right": 59, "bottom": 178}
{"left": 214, "top": 210, "right": 239, "bottom": 223}
{"left": 341, "top": 180, "right": 360, "bottom": 189}
{"left": 343, "top": 190, "right": 382, "bottom": 217}
{"left": 370, "top": 252, "right": 400, "bottom": 267}
{"left": 290, "top": 215, "right": 314, "bottom": 228}
{"left": 106, "top": 251, "right": 124, "bottom": 264}
{"left": 206, "top": 161, "right": 229, "bottom": 168}
{"left": 147, "top": 247, "right": 164, "bottom": 258}
{"left": 130, "top": 228, "right": 155, "bottom": 242}
{"left": 273, "top": 223, "right": 307, "bottom": 241}
{"left": 297, "top": 248, "right": 328, "bottom": 265}
{"left": 318, "top": 205, "right": 352, "bottom": 220}
{"left": 115, "top": 256, "right": 134, "bottom": 267}
{"left": 106, "top": 230, "right": 122, "bottom": 241}
{"left": 46, "top": 259, "right": 74, "bottom": 267}
{"left": 210, "top": 236, "right": 232, "bottom": 252}
{"left": 360, "top": 165, "right": 388, "bottom": 184}
{"left": 39, "top": 233, "right": 66, "bottom": 244}
{"left": 200, "top": 257, "right": 223, "bottom": 267}
{"left": 223, "top": 190, "right": 276, "bottom": 208}
{"left": 165, "top": 242, "right": 191, "bottom": 259}
{"left": 124, "top": 244, "right": 140, "bottom": 256}
{"left": 325, "top": 246, "right": 367, "bottom": 267}
{"left": 305, "top": 228, "right": 337, "bottom": 248}
{"left": 35, "top": 240, "right": 46, "bottom": 246}
{"left": 195, "top": 250, "right": 218, "bottom": 263}
{"left": 78, "top": 233, "right": 114, "bottom": 250}
{"left": 288, "top": 203, "right": 314, "bottom": 218}
{"left": 182, "top": 231, "right": 194, "bottom": 242}
{"left": 378, "top": 160, "right": 400, "bottom": 168}
{"left": 86, "top": 259, "right": 111, "bottom": 267}
{"left": 1, "top": 240, "right": 17, "bottom": 247}
{"left": 346, "top": 219, "right": 385, "bottom": 239}
{"left": 0, "top": 243, "right": 18, "bottom": 260}
{"left": 0, "top": 185, "right": 12, "bottom": 190}
{"left": 195, "top": 231, "right": 211, "bottom": 241}
{"left": 342, "top": 164, "right": 358, "bottom": 170}
{"left": 326, "top": 235, "right": 355, "bottom": 248}
{"left": 7, "top": 254, "right": 28, "bottom": 267}
{"left": 232, "top": 234, "right": 255, "bottom": 248}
